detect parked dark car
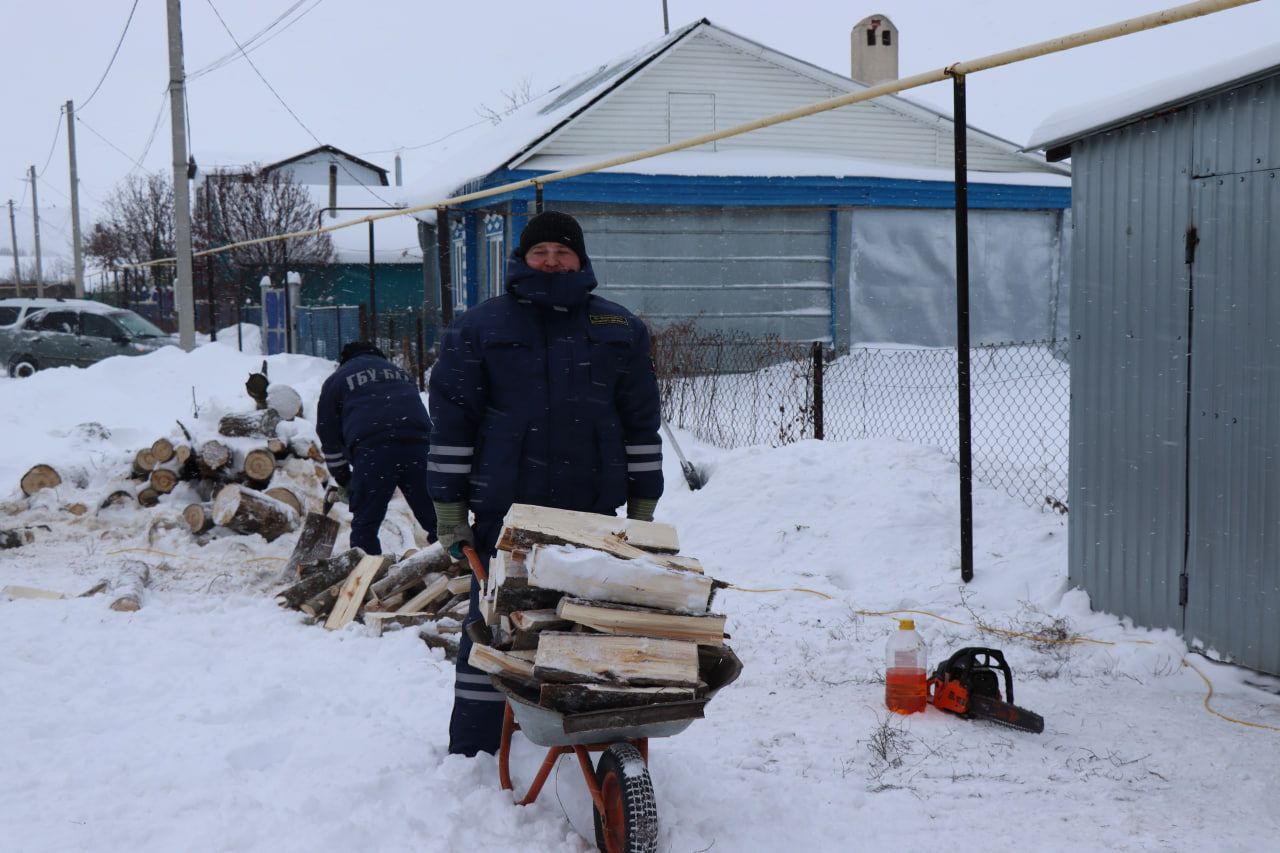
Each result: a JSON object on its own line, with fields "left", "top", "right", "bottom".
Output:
{"left": 0, "top": 304, "right": 176, "bottom": 377}
{"left": 0, "top": 297, "right": 102, "bottom": 329}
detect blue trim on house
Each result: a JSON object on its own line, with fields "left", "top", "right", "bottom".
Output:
{"left": 451, "top": 168, "right": 1070, "bottom": 211}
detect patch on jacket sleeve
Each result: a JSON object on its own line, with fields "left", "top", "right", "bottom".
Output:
{"left": 589, "top": 314, "right": 629, "bottom": 326}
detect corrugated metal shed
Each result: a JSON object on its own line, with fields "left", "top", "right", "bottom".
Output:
{"left": 1066, "top": 61, "right": 1280, "bottom": 674}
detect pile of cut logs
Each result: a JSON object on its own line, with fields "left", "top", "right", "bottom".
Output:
{"left": 13, "top": 365, "right": 326, "bottom": 544}
{"left": 273, "top": 543, "right": 473, "bottom": 654}
{"left": 465, "top": 504, "right": 741, "bottom": 718}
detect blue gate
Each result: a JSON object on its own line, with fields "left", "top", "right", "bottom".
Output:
{"left": 295, "top": 305, "right": 362, "bottom": 361}
{"left": 263, "top": 289, "right": 287, "bottom": 355}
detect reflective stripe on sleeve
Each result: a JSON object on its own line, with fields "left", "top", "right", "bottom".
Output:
{"left": 428, "top": 461, "right": 472, "bottom": 474}
{"left": 455, "top": 688, "right": 508, "bottom": 702}
{"left": 455, "top": 673, "right": 493, "bottom": 685}
{"left": 432, "top": 445, "right": 474, "bottom": 456}
{"left": 627, "top": 461, "right": 663, "bottom": 472}
{"left": 625, "top": 444, "right": 662, "bottom": 455}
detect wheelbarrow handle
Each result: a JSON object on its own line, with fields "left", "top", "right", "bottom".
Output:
{"left": 461, "top": 543, "right": 488, "bottom": 583}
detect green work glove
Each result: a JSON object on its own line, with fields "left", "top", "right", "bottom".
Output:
{"left": 627, "top": 496, "right": 658, "bottom": 522}
{"left": 434, "top": 500, "right": 474, "bottom": 560}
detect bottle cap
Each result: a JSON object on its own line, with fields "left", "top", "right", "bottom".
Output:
{"left": 899, "top": 618, "right": 915, "bottom": 630}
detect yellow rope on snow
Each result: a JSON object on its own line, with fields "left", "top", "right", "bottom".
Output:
{"left": 1183, "top": 658, "right": 1280, "bottom": 733}
{"left": 723, "top": 583, "right": 833, "bottom": 600}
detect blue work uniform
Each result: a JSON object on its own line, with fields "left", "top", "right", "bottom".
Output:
{"left": 316, "top": 352, "right": 437, "bottom": 554}
{"left": 428, "top": 256, "right": 664, "bottom": 755}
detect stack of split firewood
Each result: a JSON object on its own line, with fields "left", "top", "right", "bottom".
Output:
{"left": 273, "top": 543, "right": 474, "bottom": 652}
{"left": 465, "top": 504, "right": 741, "bottom": 718}
{"left": 13, "top": 364, "right": 326, "bottom": 544}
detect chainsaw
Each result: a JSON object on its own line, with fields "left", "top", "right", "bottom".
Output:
{"left": 926, "top": 647, "right": 1044, "bottom": 734}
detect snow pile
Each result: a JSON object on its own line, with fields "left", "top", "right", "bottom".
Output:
{"left": 2, "top": 342, "right": 1278, "bottom": 851}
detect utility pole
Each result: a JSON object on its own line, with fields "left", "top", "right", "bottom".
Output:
{"left": 166, "top": 0, "right": 195, "bottom": 351}
{"left": 662, "top": 0, "right": 669, "bottom": 34}
{"left": 28, "top": 166, "right": 43, "bottom": 296}
{"left": 7, "top": 200, "right": 20, "bottom": 287}
{"left": 65, "top": 100, "right": 85, "bottom": 297}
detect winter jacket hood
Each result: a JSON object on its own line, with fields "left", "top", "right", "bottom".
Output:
{"left": 505, "top": 255, "right": 596, "bottom": 309}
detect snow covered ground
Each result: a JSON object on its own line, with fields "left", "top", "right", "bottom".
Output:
{"left": 2, "top": 340, "right": 1278, "bottom": 852}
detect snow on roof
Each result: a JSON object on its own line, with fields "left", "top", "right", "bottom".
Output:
{"left": 399, "top": 22, "right": 697, "bottom": 212}
{"left": 1028, "top": 41, "right": 1280, "bottom": 151}
{"left": 402, "top": 19, "right": 1062, "bottom": 220}
{"left": 520, "top": 150, "right": 1072, "bottom": 187}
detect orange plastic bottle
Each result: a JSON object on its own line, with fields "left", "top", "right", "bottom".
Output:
{"left": 885, "top": 619, "right": 928, "bottom": 714}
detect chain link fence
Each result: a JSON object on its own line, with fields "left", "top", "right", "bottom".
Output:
{"left": 651, "top": 325, "right": 1070, "bottom": 511}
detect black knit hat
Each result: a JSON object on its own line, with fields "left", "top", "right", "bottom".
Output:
{"left": 339, "top": 340, "right": 385, "bottom": 364}
{"left": 516, "top": 211, "right": 588, "bottom": 265}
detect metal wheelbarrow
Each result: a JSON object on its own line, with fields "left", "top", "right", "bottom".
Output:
{"left": 461, "top": 545, "right": 743, "bottom": 852}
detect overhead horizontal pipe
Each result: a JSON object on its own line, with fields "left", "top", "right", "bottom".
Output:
{"left": 124, "top": 0, "right": 1256, "bottom": 269}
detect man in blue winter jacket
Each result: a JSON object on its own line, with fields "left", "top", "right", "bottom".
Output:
{"left": 428, "top": 210, "right": 664, "bottom": 756}
{"left": 316, "top": 341, "right": 437, "bottom": 555}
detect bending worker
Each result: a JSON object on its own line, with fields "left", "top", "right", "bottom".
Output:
{"left": 317, "top": 341, "right": 437, "bottom": 555}
{"left": 428, "top": 210, "right": 664, "bottom": 756}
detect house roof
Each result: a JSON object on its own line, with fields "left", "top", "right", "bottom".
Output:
{"left": 1027, "top": 42, "right": 1280, "bottom": 156}
{"left": 262, "top": 145, "right": 390, "bottom": 185}
{"left": 403, "top": 18, "right": 1065, "bottom": 217}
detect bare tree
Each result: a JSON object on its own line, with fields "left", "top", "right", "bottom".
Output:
{"left": 85, "top": 173, "right": 175, "bottom": 285}
{"left": 477, "top": 77, "right": 535, "bottom": 124}
{"left": 195, "top": 166, "right": 333, "bottom": 273}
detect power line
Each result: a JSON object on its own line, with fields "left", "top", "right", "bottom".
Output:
{"left": 359, "top": 84, "right": 554, "bottom": 157}
{"left": 76, "top": 114, "right": 149, "bottom": 171}
{"left": 188, "top": 0, "right": 324, "bottom": 81}
{"left": 202, "top": 0, "right": 393, "bottom": 206}
{"left": 36, "top": 109, "right": 65, "bottom": 178}
{"left": 79, "top": 0, "right": 142, "bottom": 111}
{"left": 130, "top": 93, "right": 172, "bottom": 175}
{"left": 38, "top": 176, "right": 71, "bottom": 203}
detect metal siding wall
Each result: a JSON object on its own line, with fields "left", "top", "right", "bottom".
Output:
{"left": 1192, "top": 75, "right": 1280, "bottom": 175}
{"left": 538, "top": 32, "right": 1056, "bottom": 174}
{"left": 1185, "top": 80, "right": 1280, "bottom": 673}
{"left": 1067, "top": 115, "right": 1193, "bottom": 632}
{"left": 561, "top": 204, "right": 832, "bottom": 341}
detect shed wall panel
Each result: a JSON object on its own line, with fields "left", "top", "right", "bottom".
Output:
{"left": 1067, "top": 114, "right": 1193, "bottom": 632}
{"left": 1191, "top": 74, "right": 1280, "bottom": 175}
{"left": 1069, "top": 70, "right": 1280, "bottom": 674}
{"left": 1185, "top": 161, "right": 1280, "bottom": 674}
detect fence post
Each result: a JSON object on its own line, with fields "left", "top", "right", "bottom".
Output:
{"left": 359, "top": 304, "right": 369, "bottom": 342}
{"left": 812, "top": 342, "right": 824, "bottom": 440}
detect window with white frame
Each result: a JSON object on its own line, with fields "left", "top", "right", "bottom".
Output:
{"left": 450, "top": 219, "right": 468, "bottom": 311}
{"left": 484, "top": 214, "right": 505, "bottom": 301}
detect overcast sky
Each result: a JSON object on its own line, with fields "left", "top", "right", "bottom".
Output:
{"left": 3, "top": 0, "right": 1277, "bottom": 259}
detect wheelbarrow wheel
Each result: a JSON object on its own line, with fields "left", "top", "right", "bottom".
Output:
{"left": 592, "top": 743, "right": 657, "bottom": 853}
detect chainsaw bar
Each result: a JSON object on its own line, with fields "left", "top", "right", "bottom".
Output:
{"left": 966, "top": 693, "right": 1045, "bottom": 734}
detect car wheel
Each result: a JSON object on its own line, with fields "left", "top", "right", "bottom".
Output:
{"left": 8, "top": 355, "right": 38, "bottom": 378}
